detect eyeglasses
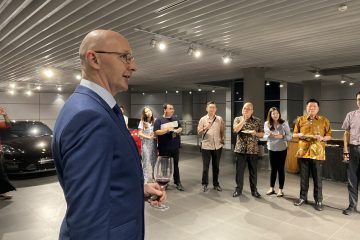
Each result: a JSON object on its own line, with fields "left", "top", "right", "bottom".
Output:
{"left": 94, "top": 51, "right": 135, "bottom": 64}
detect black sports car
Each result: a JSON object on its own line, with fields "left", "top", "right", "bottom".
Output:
{"left": 0, "top": 121, "right": 55, "bottom": 174}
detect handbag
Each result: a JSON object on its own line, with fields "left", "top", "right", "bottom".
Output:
{"left": 199, "top": 116, "right": 217, "bottom": 152}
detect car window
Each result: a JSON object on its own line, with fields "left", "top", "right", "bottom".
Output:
{"left": 1, "top": 122, "right": 52, "bottom": 139}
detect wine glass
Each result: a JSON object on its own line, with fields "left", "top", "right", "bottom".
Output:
{"left": 150, "top": 156, "right": 173, "bottom": 210}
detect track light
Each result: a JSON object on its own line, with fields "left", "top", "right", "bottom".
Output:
{"left": 194, "top": 49, "right": 202, "bottom": 58}
{"left": 340, "top": 80, "right": 346, "bottom": 84}
{"left": 150, "top": 39, "right": 157, "bottom": 48}
{"left": 222, "top": 53, "right": 232, "bottom": 64}
{"left": 187, "top": 46, "right": 194, "bottom": 55}
{"left": 157, "top": 41, "right": 167, "bottom": 51}
{"left": 349, "top": 82, "right": 354, "bottom": 86}
{"left": 314, "top": 71, "right": 321, "bottom": 78}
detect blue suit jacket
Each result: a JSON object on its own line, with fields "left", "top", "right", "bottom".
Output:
{"left": 52, "top": 85, "right": 144, "bottom": 240}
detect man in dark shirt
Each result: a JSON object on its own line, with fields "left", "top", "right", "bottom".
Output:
{"left": 154, "top": 103, "right": 184, "bottom": 191}
{"left": 232, "top": 102, "right": 264, "bottom": 198}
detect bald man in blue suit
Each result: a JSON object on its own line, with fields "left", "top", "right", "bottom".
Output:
{"left": 52, "top": 30, "right": 165, "bottom": 240}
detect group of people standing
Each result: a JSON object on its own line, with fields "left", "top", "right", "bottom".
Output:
{"left": 196, "top": 94, "right": 359, "bottom": 215}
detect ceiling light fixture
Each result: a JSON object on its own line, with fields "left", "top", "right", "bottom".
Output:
{"left": 222, "top": 53, "right": 232, "bottom": 64}
{"left": 157, "top": 41, "right": 167, "bottom": 51}
{"left": 9, "top": 83, "right": 16, "bottom": 89}
{"left": 36, "top": 85, "right": 41, "bottom": 90}
{"left": 76, "top": 74, "right": 81, "bottom": 80}
{"left": 189, "top": 91, "right": 192, "bottom": 94}
{"left": 150, "top": 39, "right": 157, "bottom": 48}
{"left": 314, "top": 71, "right": 321, "bottom": 78}
{"left": 340, "top": 80, "right": 346, "bottom": 84}
{"left": 338, "top": 3, "right": 348, "bottom": 12}
{"left": 57, "top": 86, "right": 62, "bottom": 92}
{"left": 43, "top": 68, "right": 54, "bottom": 78}
{"left": 279, "top": 83, "right": 284, "bottom": 88}
{"left": 8, "top": 90, "right": 15, "bottom": 95}
{"left": 211, "top": 89, "right": 215, "bottom": 93}
{"left": 175, "top": 90, "right": 179, "bottom": 93}
{"left": 349, "top": 82, "right": 354, "bottom": 86}
{"left": 187, "top": 45, "right": 194, "bottom": 56}
{"left": 266, "top": 81, "right": 270, "bottom": 86}
{"left": 194, "top": 49, "right": 202, "bottom": 58}
{"left": 25, "top": 90, "right": 33, "bottom": 96}
{"left": 198, "top": 88, "right": 202, "bottom": 92}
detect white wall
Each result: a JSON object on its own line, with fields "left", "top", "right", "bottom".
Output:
{"left": 0, "top": 92, "right": 70, "bottom": 130}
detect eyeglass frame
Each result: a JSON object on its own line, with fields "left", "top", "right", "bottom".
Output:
{"left": 93, "top": 51, "right": 135, "bottom": 64}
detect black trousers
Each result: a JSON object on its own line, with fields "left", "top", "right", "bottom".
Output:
{"left": 299, "top": 158, "right": 323, "bottom": 202}
{"left": 201, "top": 148, "right": 222, "bottom": 186}
{"left": 159, "top": 149, "right": 181, "bottom": 185}
{"left": 235, "top": 153, "right": 258, "bottom": 193}
{"left": 347, "top": 145, "right": 360, "bottom": 209}
{"left": 269, "top": 150, "right": 287, "bottom": 189}
{"left": 0, "top": 159, "right": 16, "bottom": 194}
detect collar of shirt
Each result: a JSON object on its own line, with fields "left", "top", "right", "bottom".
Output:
{"left": 206, "top": 115, "right": 216, "bottom": 120}
{"left": 80, "top": 79, "right": 117, "bottom": 109}
{"left": 306, "top": 115, "right": 319, "bottom": 120}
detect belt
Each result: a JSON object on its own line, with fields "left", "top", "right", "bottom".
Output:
{"left": 349, "top": 144, "right": 360, "bottom": 148}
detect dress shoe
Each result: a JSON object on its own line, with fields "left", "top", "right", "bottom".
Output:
{"left": 0, "top": 193, "right": 13, "bottom": 200}
{"left": 176, "top": 183, "right": 184, "bottom": 191}
{"left": 315, "top": 201, "right": 324, "bottom": 211}
{"left": 213, "top": 185, "right": 222, "bottom": 192}
{"left": 251, "top": 191, "right": 261, "bottom": 198}
{"left": 202, "top": 185, "right": 208, "bottom": 192}
{"left": 266, "top": 189, "right": 275, "bottom": 195}
{"left": 343, "top": 207, "right": 357, "bottom": 215}
{"left": 232, "top": 190, "right": 242, "bottom": 197}
{"left": 294, "top": 198, "right": 307, "bottom": 206}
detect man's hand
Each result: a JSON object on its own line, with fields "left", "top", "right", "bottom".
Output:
{"left": 144, "top": 183, "right": 167, "bottom": 206}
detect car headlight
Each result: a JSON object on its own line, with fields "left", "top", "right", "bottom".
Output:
{"left": 1, "top": 145, "right": 22, "bottom": 154}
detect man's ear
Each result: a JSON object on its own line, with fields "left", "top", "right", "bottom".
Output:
{"left": 86, "top": 51, "right": 100, "bottom": 69}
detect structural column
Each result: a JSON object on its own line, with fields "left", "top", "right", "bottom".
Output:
{"left": 182, "top": 92, "right": 193, "bottom": 135}
{"left": 243, "top": 67, "right": 265, "bottom": 119}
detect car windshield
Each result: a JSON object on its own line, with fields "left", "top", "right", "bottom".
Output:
{"left": 128, "top": 118, "right": 140, "bottom": 130}
{"left": 1, "top": 121, "right": 52, "bottom": 138}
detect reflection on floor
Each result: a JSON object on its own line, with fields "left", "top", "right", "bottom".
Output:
{"left": 0, "top": 145, "right": 358, "bottom": 240}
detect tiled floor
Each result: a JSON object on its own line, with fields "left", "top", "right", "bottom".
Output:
{"left": 0, "top": 145, "right": 358, "bottom": 240}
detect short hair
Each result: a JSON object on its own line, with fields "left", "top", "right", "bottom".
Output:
{"left": 163, "top": 103, "right": 172, "bottom": 110}
{"left": 207, "top": 101, "right": 216, "bottom": 106}
{"left": 356, "top": 91, "right": 360, "bottom": 98}
{"left": 306, "top": 98, "right": 320, "bottom": 107}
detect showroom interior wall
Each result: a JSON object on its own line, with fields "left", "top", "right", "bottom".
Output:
{"left": 0, "top": 83, "right": 355, "bottom": 140}
{"left": 0, "top": 92, "right": 70, "bottom": 130}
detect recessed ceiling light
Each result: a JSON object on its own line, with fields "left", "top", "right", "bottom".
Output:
{"left": 314, "top": 71, "right": 321, "bottom": 78}
{"left": 76, "top": 74, "right": 81, "bottom": 80}
{"left": 340, "top": 80, "right": 346, "bottom": 84}
{"left": 266, "top": 81, "right": 270, "bottom": 86}
{"left": 25, "top": 90, "right": 32, "bottom": 96}
{"left": 8, "top": 90, "right": 15, "bottom": 95}
{"left": 349, "top": 82, "right": 354, "bottom": 86}
{"left": 57, "top": 86, "right": 62, "bottom": 92}
{"left": 9, "top": 83, "right": 16, "bottom": 88}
